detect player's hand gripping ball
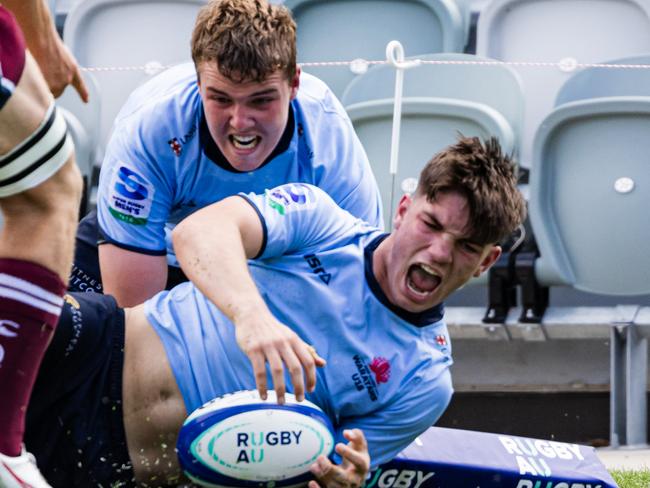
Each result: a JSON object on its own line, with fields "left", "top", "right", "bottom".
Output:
{"left": 177, "top": 390, "right": 335, "bottom": 487}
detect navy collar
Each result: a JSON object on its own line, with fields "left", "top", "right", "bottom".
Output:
{"left": 364, "top": 234, "right": 445, "bottom": 327}
{"left": 199, "top": 103, "right": 295, "bottom": 173}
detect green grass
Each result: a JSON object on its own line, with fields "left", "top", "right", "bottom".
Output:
{"left": 611, "top": 469, "right": 650, "bottom": 488}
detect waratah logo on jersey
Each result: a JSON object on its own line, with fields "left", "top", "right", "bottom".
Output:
{"left": 369, "top": 357, "right": 391, "bottom": 384}
{"left": 352, "top": 354, "right": 391, "bottom": 401}
{"left": 108, "top": 164, "right": 155, "bottom": 225}
{"left": 265, "top": 183, "right": 315, "bottom": 215}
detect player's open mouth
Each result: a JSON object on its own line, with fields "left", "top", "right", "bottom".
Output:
{"left": 407, "top": 263, "right": 441, "bottom": 297}
{"left": 230, "top": 134, "right": 260, "bottom": 150}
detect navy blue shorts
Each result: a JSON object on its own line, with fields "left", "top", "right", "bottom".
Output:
{"left": 24, "top": 292, "right": 135, "bottom": 487}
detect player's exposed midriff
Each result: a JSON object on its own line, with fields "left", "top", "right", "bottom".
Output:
{"left": 122, "top": 305, "right": 188, "bottom": 484}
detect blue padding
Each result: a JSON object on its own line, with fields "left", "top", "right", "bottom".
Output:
{"left": 370, "top": 427, "right": 617, "bottom": 488}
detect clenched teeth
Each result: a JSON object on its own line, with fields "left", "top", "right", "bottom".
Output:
{"left": 230, "top": 135, "right": 259, "bottom": 149}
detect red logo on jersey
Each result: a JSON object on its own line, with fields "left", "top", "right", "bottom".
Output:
{"left": 168, "top": 138, "right": 182, "bottom": 156}
{"left": 369, "top": 357, "right": 391, "bottom": 384}
{"left": 435, "top": 334, "right": 448, "bottom": 347}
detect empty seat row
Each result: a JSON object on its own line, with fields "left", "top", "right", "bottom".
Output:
{"left": 339, "top": 51, "right": 650, "bottom": 304}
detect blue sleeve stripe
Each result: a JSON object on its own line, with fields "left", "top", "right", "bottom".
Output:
{"left": 97, "top": 230, "right": 167, "bottom": 256}
{"left": 236, "top": 194, "right": 268, "bottom": 259}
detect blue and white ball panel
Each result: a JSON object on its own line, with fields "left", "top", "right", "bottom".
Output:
{"left": 177, "top": 390, "right": 335, "bottom": 487}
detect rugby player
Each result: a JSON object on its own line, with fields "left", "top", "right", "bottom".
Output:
{"left": 0, "top": 1, "right": 85, "bottom": 486}
{"left": 70, "top": 0, "right": 383, "bottom": 305}
{"left": 26, "top": 137, "right": 525, "bottom": 487}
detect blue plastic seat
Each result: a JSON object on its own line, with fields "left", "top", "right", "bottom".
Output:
{"left": 530, "top": 97, "right": 650, "bottom": 295}
{"left": 476, "top": 0, "right": 650, "bottom": 168}
{"left": 284, "top": 0, "right": 469, "bottom": 98}
{"left": 63, "top": 0, "right": 207, "bottom": 159}
{"left": 342, "top": 53, "right": 523, "bottom": 230}
{"left": 556, "top": 54, "right": 650, "bottom": 106}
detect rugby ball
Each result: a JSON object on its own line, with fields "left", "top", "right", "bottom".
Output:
{"left": 177, "top": 390, "right": 335, "bottom": 487}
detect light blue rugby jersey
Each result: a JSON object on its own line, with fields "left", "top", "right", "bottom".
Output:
{"left": 96, "top": 62, "right": 382, "bottom": 267}
{"left": 144, "top": 183, "right": 453, "bottom": 467}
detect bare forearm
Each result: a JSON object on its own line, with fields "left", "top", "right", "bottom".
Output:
{"left": 4, "top": 0, "right": 57, "bottom": 52}
{"left": 173, "top": 198, "right": 267, "bottom": 322}
{"left": 175, "top": 217, "right": 267, "bottom": 322}
{"left": 174, "top": 196, "right": 325, "bottom": 402}
{"left": 3, "top": 0, "right": 89, "bottom": 100}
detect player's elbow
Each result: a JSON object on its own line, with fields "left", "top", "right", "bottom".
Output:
{"left": 172, "top": 218, "right": 194, "bottom": 261}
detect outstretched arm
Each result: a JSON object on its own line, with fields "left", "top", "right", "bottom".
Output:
{"left": 173, "top": 196, "right": 325, "bottom": 404}
{"left": 5, "top": 0, "right": 88, "bottom": 101}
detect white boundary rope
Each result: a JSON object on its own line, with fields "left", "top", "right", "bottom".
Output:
{"left": 79, "top": 58, "right": 650, "bottom": 74}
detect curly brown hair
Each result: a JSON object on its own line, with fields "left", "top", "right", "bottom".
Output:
{"left": 416, "top": 136, "right": 526, "bottom": 245}
{"left": 191, "top": 0, "right": 297, "bottom": 83}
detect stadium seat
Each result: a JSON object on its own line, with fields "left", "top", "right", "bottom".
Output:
{"left": 342, "top": 53, "right": 523, "bottom": 230}
{"left": 529, "top": 97, "right": 650, "bottom": 296}
{"left": 476, "top": 0, "right": 650, "bottom": 168}
{"left": 284, "top": 0, "right": 469, "bottom": 98}
{"left": 63, "top": 0, "right": 207, "bottom": 161}
{"left": 555, "top": 53, "right": 650, "bottom": 105}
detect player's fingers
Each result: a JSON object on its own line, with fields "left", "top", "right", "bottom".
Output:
{"left": 71, "top": 67, "right": 89, "bottom": 103}
{"left": 310, "top": 454, "right": 334, "bottom": 479}
{"left": 342, "top": 428, "right": 368, "bottom": 455}
{"left": 311, "top": 456, "right": 353, "bottom": 488}
{"left": 294, "top": 345, "right": 317, "bottom": 396}
{"left": 264, "top": 347, "right": 287, "bottom": 404}
{"left": 335, "top": 442, "right": 369, "bottom": 474}
{"left": 282, "top": 344, "right": 306, "bottom": 402}
{"left": 307, "top": 344, "right": 327, "bottom": 367}
{"left": 250, "top": 352, "right": 269, "bottom": 401}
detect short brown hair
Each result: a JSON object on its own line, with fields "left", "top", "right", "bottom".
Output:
{"left": 191, "top": 0, "right": 297, "bottom": 82}
{"left": 416, "top": 136, "right": 526, "bottom": 245}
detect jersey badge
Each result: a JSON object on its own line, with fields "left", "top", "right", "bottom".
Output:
{"left": 168, "top": 138, "right": 182, "bottom": 156}
{"left": 108, "top": 164, "right": 155, "bottom": 225}
{"left": 265, "top": 183, "right": 315, "bottom": 216}
{"left": 352, "top": 354, "right": 389, "bottom": 402}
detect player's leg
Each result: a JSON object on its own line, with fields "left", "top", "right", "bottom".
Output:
{"left": 25, "top": 293, "right": 135, "bottom": 487}
{"left": 0, "top": 7, "right": 83, "bottom": 487}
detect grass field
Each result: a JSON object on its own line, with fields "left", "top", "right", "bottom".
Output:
{"left": 611, "top": 469, "right": 650, "bottom": 488}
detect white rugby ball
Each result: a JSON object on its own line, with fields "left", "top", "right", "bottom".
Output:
{"left": 176, "top": 390, "right": 335, "bottom": 487}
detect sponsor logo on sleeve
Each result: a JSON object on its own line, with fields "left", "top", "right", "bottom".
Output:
{"left": 108, "top": 165, "right": 155, "bottom": 225}
{"left": 265, "top": 183, "right": 315, "bottom": 216}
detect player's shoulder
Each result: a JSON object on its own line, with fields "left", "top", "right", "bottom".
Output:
{"left": 295, "top": 71, "right": 349, "bottom": 118}
{"left": 115, "top": 63, "right": 200, "bottom": 131}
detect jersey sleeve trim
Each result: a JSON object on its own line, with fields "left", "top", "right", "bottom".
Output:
{"left": 236, "top": 194, "right": 268, "bottom": 260}
{"left": 97, "top": 229, "right": 167, "bottom": 256}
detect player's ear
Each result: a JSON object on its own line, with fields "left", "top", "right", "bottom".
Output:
{"left": 289, "top": 66, "right": 300, "bottom": 100}
{"left": 473, "top": 246, "right": 501, "bottom": 277}
{"left": 392, "top": 194, "right": 412, "bottom": 230}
